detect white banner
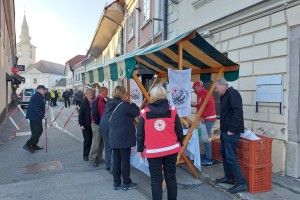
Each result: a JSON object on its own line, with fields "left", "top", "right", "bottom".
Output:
{"left": 130, "top": 79, "right": 143, "bottom": 107}
{"left": 130, "top": 146, "right": 150, "bottom": 176}
{"left": 168, "top": 68, "right": 191, "bottom": 117}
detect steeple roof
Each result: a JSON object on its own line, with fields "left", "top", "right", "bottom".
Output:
{"left": 19, "top": 15, "right": 31, "bottom": 42}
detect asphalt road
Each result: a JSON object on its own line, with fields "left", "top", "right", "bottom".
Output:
{"left": 0, "top": 103, "right": 234, "bottom": 200}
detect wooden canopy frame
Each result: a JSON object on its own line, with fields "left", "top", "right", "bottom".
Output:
{"left": 125, "top": 40, "right": 238, "bottom": 179}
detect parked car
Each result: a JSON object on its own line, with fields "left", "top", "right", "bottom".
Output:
{"left": 19, "top": 87, "right": 36, "bottom": 108}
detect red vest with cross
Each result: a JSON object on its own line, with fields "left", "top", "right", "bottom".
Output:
{"left": 140, "top": 106, "right": 182, "bottom": 158}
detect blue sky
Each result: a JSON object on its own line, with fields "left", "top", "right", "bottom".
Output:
{"left": 15, "top": 0, "right": 107, "bottom": 64}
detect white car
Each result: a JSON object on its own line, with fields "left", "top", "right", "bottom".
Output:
{"left": 20, "top": 87, "right": 36, "bottom": 108}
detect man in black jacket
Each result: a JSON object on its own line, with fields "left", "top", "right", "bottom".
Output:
{"left": 23, "top": 85, "right": 46, "bottom": 153}
{"left": 214, "top": 78, "right": 247, "bottom": 193}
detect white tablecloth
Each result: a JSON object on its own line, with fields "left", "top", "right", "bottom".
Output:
{"left": 183, "top": 128, "right": 201, "bottom": 171}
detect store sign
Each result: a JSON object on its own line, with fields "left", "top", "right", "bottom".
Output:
{"left": 16, "top": 65, "right": 25, "bottom": 71}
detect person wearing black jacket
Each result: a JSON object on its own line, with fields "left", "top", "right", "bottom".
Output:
{"left": 136, "top": 85, "right": 183, "bottom": 200}
{"left": 44, "top": 89, "right": 51, "bottom": 107}
{"left": 214, "top": 78, "right": 247, "bottom": 193}
{"left": 89, "top": 87, "right": 108, "bottom": 167}
{"left": 107, "top": 86, "right": 139, "bottom": 191}
{"left": 23, "top": 85, "right": 46, "bottom": 153}
{"left": 78, "top": 88, "right": 94, "bottom": 161}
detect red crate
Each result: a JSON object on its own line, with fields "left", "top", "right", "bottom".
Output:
{"left": 240, "top": 163, "right": 272, "bottom": 193}
{"left": 212, "top": 139, "right": 222, "bottom": 162}
{"left": 237, "top": 135, "right": 273, "bottom": 166}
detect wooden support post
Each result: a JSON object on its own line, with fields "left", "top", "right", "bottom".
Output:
{"left": 140, "top": 76, "right": 159, "bottom": 109}
{"left": 177, "top": 68, "right": 225, "bottom": 164}
{"left": 127, "top": 78, "right": 130, "bottom": 101}
{"left": 132, "top": 73, "right": 152, "bottom": 103}
{"left": 178, "top": 41, "right": 183, "bottom": 70}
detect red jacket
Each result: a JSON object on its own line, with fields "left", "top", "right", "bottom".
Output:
{"left": 140, "top": 106, "right": 182, "bottom": 158}
{"left": 193, "top": 88, "right": 217, "bottom": 122}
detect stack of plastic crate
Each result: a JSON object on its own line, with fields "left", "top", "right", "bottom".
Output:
{"left": 237, "top": 135, "right": 273, "bottom": 193}
{"left": 211, "top": 135, "right": 273, "bottom": 193}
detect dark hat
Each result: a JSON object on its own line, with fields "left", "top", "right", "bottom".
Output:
{"left": 36, "top": 85, "right": 46, "bottom": 90}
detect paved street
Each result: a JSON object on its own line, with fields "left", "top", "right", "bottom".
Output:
{"left": 0, "top": 103, "right": 234, "bottom": 200}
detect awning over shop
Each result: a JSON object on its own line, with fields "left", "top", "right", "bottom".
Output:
{"left": 11, "top": 73, "right": 25, "bottom": 84}
{"left": 83, "top": 30, "right": 239, "bottom": 84}
{"left": 87, "top": 0, "right": 125, "bottom": 58}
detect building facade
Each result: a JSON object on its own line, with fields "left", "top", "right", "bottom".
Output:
{"left": 0, "top": 0, "right": 17, "bottom": 125}
{"left": 168, "top": 0, "right": 300, "bottom": 178}
{"left": 64, "top": 55, "right": 86, "bottom": 90}
{"left": 25, "top": 60, "right": 65, "bottom": 90}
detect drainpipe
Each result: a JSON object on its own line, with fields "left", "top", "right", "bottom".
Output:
{"left": 162, "top": 0, "right": 168, "bottom": 40}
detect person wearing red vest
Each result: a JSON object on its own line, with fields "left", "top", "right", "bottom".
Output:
{"left": 137, "top": 85, "right": 183, "bottom": 200}
{"left": 192, "top": 81, "right": 217, "bottom": 165}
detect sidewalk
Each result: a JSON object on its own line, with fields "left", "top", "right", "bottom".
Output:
{"left": 200, "top": 163, "right": 300, "bottom": 200}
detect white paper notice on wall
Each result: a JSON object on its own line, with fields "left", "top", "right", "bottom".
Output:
{"left": 256, "top": 75, "right": 283, "bottom": 103}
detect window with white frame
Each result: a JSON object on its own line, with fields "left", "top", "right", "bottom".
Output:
{"left": 128, "top": 12, "right": 134, "bottom": 38}
{"left": 143, "top": 0, "right": 150, "bottom": 23}
{"left": 33, "top": 78, "right": 37, "bottom": 84}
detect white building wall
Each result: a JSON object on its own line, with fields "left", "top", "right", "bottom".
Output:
{"left": 168, "top": 0, "right": 300, "bottom": 177}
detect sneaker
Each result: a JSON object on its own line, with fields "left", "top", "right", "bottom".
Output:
{"left": 122, "top": 183, "right": 138, "bottom": 191}
{"left": 89, "top": 162, "right": 98, "bottom": 167}
{"left": 23, "top": 145, "right": 35, "bottom": 153}
{"left": 83, "top": 156, "right": 89, "bottom": 161}
{"left": 113, "top": 183, "right": 121, "bottom": 190}
{"left": 201, "top": 158, "right": 213, "bottom": 165}
{"left": 33, "top": 145, "right": 43, "bottom": 150}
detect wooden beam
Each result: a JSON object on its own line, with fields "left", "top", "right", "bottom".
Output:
{"left": 157, "top": 65, "right": 239, "bottom": 78}
{"left": 178, "top": 41, "right": 183, "bottom": 70}
{"left": 160, "top": 48, "right": 199, "bottom": 69}
{"left": 181, "top": 152, "right": 200, "bottom": 179}
{"left": 177, "top": 67, "right": 224, "bottom": 163}
{"left": 139, "top": 76, "right": 159, "bottom": 109}
{"left": 127, "top": 78, "right": 130, "bottom": 101}
{"left": 145, "top": 53, "right": 177, "bottom": 70}
{"left": 135, "top": 57, "right": 165, "bottom": 73}
{"left": 132, "top": 73, "right": 152, "bottom": 103}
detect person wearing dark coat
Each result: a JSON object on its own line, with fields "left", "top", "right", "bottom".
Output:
{"left": 62, "top": 89, "right": 71, "bottom": 108}
{"left": 107, "top": 86, "right": 139, "bottom": 191}
{"left": 23, "top": 85, "right": 46, "bottom": 153}
{"left": 78, "top": 88, "right": 94, "bottom": 161}
{"left": 214, "top": 78, "right": 247, "bottom": 193}
{"left": 137, "top": 85, "right": 183, "bottom": 200}
{"left": 44, "top": 89, "right": 51, "bottom": 107}
{"left": 99, "top": 102, "right": 113, "bottom": 172}
{"left": 54, "top": 90, "right": 59, "bottom": 106}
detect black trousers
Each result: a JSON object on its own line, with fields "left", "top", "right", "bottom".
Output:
{"left": 220, "top": 132, "right": 246, "bottom": 184}
{"left": 64, "top": 98, "right": 70, "bottom": 108}
{"left": 112, "top": 148, "right": 131, "bottom": 185}
{"left": 75, "top": 100, "right": 82, "bottom": 109}
{"left": 82, "top": 129, "right": 93, "bottom": 158}
{"left": 147, "top": 153, "right": 178, "bottom": 200}
{"left": 26, "top": 120, "right": 43, "bottom": 147}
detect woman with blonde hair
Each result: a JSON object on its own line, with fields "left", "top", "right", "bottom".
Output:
{"left": 106, "top": 86, "right": 140, "bottom": 190}
{"left": 137, "top": 85, "right": 183, "bottom": 200}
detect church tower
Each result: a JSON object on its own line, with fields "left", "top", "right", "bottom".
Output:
{"left": 17, "top": 15, "right": 36, "bottom": 69}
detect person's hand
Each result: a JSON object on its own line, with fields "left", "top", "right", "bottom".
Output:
{"left": 139, "top": 152, "right": 145, "bottom": 159}
{"left": 227, "top": 131, "right": 234, "bottom": 135}
{"left": 80, "top": 126, "right": 85, "bottom": 130}
{"left": 191, "top": 101, "right": 197, "bottom": 107}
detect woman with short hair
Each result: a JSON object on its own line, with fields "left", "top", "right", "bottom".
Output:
{"left": 78, "top": 88, "right": 94, "bottom": 161}
{"left": 107, "top": 86, "right": 140, "bottom": 190}
{"left": 137, "top": 85, "right": 183, "bottom": 200}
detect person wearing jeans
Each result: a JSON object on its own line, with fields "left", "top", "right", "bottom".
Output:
{"left": 214, "top": 78, "right": 247, "bottom": 193}
{"left": 192, "top": 81, "right": 217, "bottom": 165}
{"left": 137, "top": 85, "right": 183, "bottom": 200}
